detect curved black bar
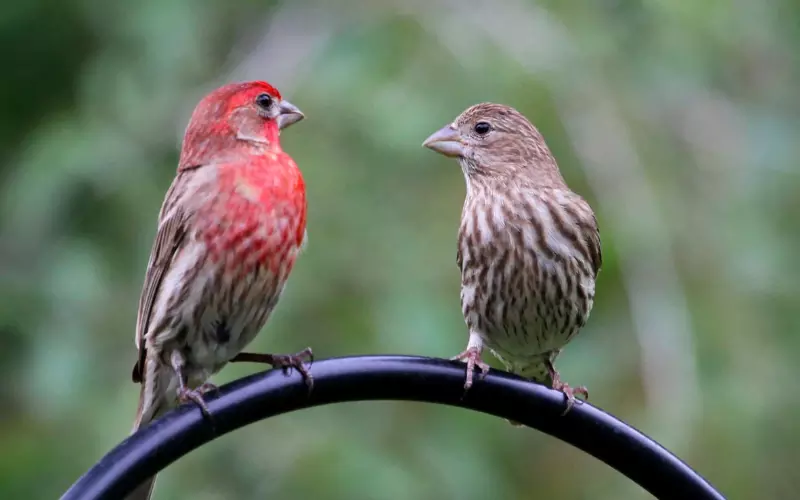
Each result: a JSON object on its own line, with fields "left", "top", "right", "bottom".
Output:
{"left": 61, "top": 356, "right": 725, "bottom": 500}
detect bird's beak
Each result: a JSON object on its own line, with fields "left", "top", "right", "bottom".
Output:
{"left": 422, "top": 125, "right": 464, "bottom": 158}
{"left": 277, "top": 100, "right": 304, "bottom": 130}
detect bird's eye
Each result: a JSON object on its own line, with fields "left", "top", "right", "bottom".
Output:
{"left": 474, "top": 122, "right": 491, "bottom": 135}
{"left": 255, "top": 93, "right": 273, "bottom": 109}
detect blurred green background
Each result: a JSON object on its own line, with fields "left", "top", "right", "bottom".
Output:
{"left": 1, "top": 0, "right": 798, "bottom": 498}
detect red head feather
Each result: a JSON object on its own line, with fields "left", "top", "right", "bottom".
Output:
{"left": 178, "top": 81, "right": 286, "bottom": 171}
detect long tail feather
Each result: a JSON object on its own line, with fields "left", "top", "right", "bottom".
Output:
{"left": 123, "top": 384, "right": 166, "bottom": 500}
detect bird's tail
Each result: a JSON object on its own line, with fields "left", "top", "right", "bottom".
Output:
{"left": 123, "top": 384, "right": 168, "bottom": 500}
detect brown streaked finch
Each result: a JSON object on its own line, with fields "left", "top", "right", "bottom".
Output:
{"left": 423, "top": 103, "right": 602, "bottom": 416}
{"left": 125, "top": 81, "right": 311, "bottom": 500}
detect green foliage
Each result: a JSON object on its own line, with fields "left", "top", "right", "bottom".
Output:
{"left": 1, "top": 0, "right": 799, "bottom": 498}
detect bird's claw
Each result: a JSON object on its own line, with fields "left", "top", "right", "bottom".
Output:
{"left": 177, "top": 386, "right": 214, "bottom": 423}
{"left": 196, "top": 382, "right": 219, "bottom": 395}
{"left": 231, "top": 347, "right": 314, "bottom": 392}
{"left": 452, "top": 347, "right": 490, "bottom": 390}
{"left": 545, "top": 357, "right": 588, "bottom": 415}
{"left": 269, "top": 348, "right": 315, "bottom": 388}
{"left": 552, "top": 380, "right": 589, "bottom": 415}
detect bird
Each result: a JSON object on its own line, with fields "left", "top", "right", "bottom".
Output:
{"left": 422, "top": 103, "right": 601, "bottom": 416}
{"left": 126, "top": 81, "right": 311, "bottom": 500}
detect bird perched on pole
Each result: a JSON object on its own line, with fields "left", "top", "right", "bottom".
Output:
{"left": 126, "top": 81, "right": 311, "bottom": 500}
{"left": 423, "top": 103, "right": 601, "bottom": 416}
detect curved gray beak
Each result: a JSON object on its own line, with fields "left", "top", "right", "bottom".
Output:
{"left": 422, "top": 125, "right": 464, "bottom": 158}
{"left": 277, "top": 100, "right": 304, "bottom": 130}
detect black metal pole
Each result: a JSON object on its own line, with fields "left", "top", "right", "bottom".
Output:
{"left": 61, "top": 355, "right": 725, "bottom": 500}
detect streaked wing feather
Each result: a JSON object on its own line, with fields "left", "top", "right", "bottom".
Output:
{"left": 551, "top": 191, "right": 602, "bottom": 278}
{"left": 571, "top": 194, "right": 602, "bottom": 277}
{"left": 588, "top": 213, "right": 602, "bottom": 277}
{"left": 512, "top": 189, "right": 602, "bottom": 278}
{"left": 132, "top": 175, "right": 191, "bottom": 382}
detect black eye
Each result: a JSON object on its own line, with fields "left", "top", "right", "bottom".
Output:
{"left": 474, "top": 122, "right": 491, "bottom": 135}
{"left": 255, "top": 93, "right": 273, "bottom": 109}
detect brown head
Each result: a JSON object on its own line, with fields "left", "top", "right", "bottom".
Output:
{"left": 422, "top": 103, "right": 565, "bottom": 188}
{"left": 178, "top": 81, "right": 304, "bottom": 170}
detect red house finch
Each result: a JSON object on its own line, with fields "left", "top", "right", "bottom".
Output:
{"left": 423, "top": 103, "right": 601, "bottom": 415}
{"left": 126, "top": 81, "right": 310, "bottom": 500}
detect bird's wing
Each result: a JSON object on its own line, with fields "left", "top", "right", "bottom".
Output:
{"left": 564, "top": 193, "right": 602, "bottom": 278}
{"left": 132, "top": 173, "right": 192, "bottom": 383}
{"left": 586, "top": 211, "right": 602, "bottom": 278}
{"left": 512, "top": 188, "right": 602, "bottom": 278}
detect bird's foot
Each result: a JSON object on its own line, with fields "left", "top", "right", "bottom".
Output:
{"left": 545, "top": 358, "right": 588, "bottom": 415}
{"left": 196, "top": 382, "right": 219, "bottom": 395}
{"left": 170, "top": 351, "right": 216, "bottom": 429}
{"left": 552, "top": 381, "right": 589, "bottom": 415}
{"left": 550, "top": 376, "right": 589, "bottom": 415}
{"left": 451, "top": 346, "right": 490, "bottom": 390}
{"left": 177, "top": 386, "right": 213, "bottom": 421}
{"left": 231, "top": 347, "right": 314, "bottom": 391}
